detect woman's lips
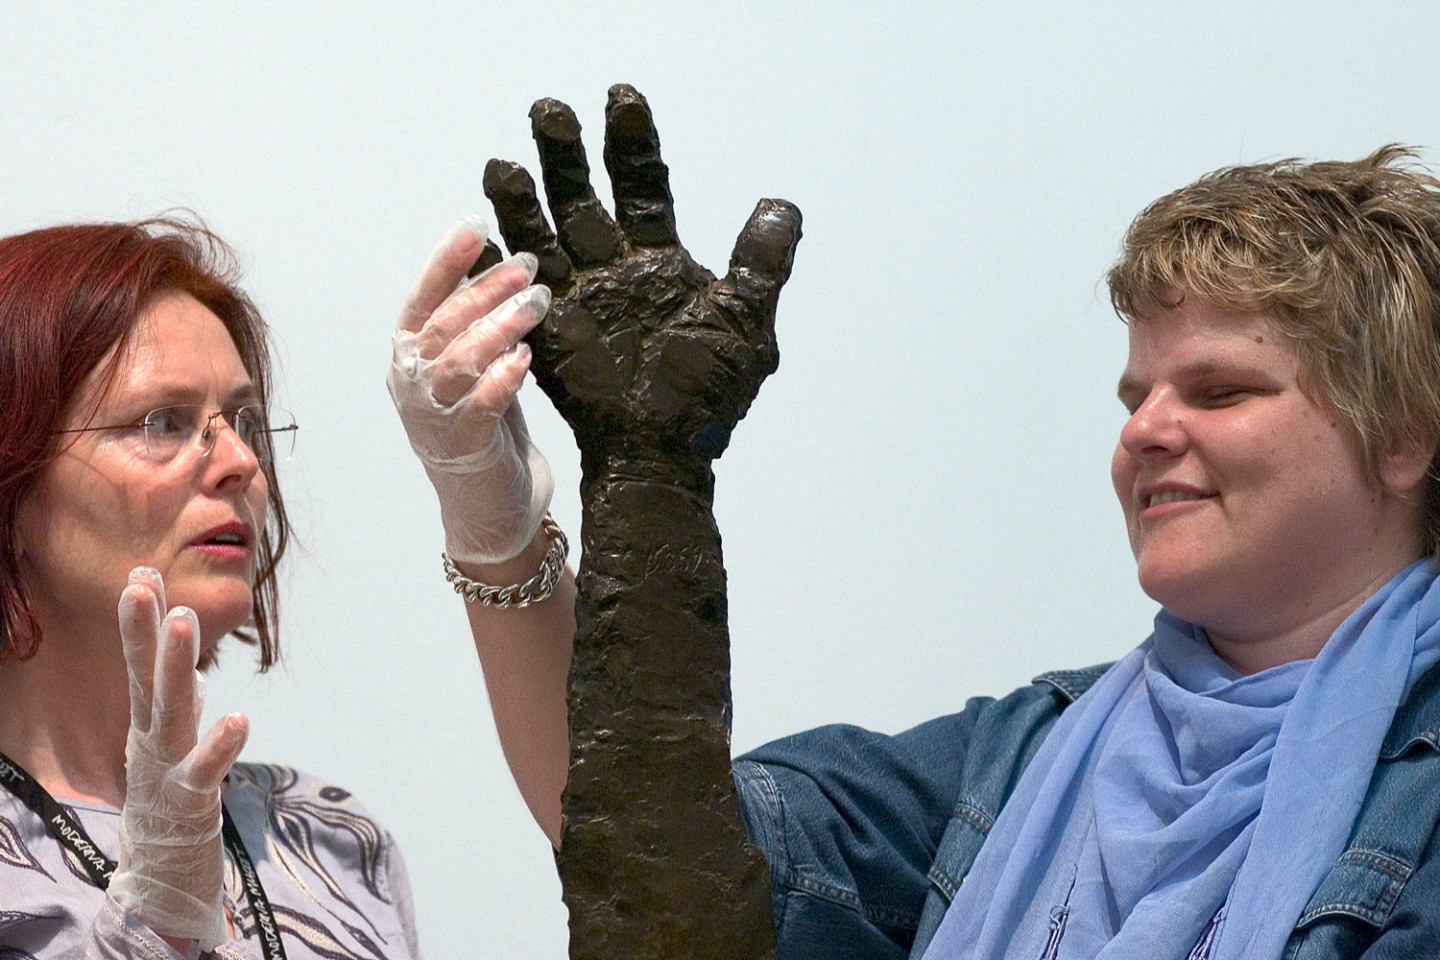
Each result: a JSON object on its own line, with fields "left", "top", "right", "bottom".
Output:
{"left": 190, "top": 542, "right": 252, "bottom": 561}
{"left": 189, "top": 521, "right": 254, "bottom": 561}
{"left": 1137, "top": 489, "right": 1216, "bottom": 523}
{"left": 1146, "top": 489, "right": 1212, "bottom": 508}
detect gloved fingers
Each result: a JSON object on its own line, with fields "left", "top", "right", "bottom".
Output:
{"left": 466, "top": 341, "right": 532, "bottom": 418}
{"left": 483, "top": 159, "right": 573, "bottom": 286}
{"left": 412, "top": 252, "right": 538, "bottom": 362}
{"left": 603, "top": 84, "right": 680, "bottom": 248}
{"left": 529, "top": 96, "right": 622, "bottom": 267}
{"left": 150, "top": 607, "right": 202, "bottom": 763}
{"left": 427, "top": 285, "right": 552, "bottom": 407}
{"left": 119, "top": 567, "right": 166, "bottom": 734}
{"left": 397, "top": 216, "right": 489, "bottom": 335}
{"left": 719, "top": 198, "right": 804, "bottom": 336}
{"left": 467, "top": 238, "right": 507, "bottom": 279}
{"left": 184, "top": 712, "right": 249, "bottom": 793}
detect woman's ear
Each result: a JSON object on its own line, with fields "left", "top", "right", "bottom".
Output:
{"left": 1380, "top": 433, "right": 1439, "bottom": 497}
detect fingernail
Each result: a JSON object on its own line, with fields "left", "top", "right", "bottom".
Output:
{"left": 173, "top": 608, "right": 203, "bottom": 663}
{"left": 128, "top": 566, "right": 160, "bottom": 585}
{"left": 456, "top": 251, "right": 536, "bottom": 292}
{"left": 225, "top": 713, "right": 250, "bottom": 746}
{"left": 445, "top": 217, "right": 486, "bottom": 254}
{"left": 461, "top": 214, "right": 489, "bottom": 239}
{"left": 429, "top": 218, "right": 487, "bottom": 265}
{"left": 167, "top": 605, "right": 200, "bottom": 633}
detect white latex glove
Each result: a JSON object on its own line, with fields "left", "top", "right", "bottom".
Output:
{"left": 388, "top": 216, "right": 555, "bottom": 565}
{"left": 107, "top": 567, "right": 248, "bottom": 950}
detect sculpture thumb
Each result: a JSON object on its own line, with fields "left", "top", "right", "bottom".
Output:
{"left": 723, "top": 198, "right": 803, "bottom": 329}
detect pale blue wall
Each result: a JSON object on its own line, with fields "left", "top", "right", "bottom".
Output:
{"left": 4, "top": 2, "right": 1438, "bottom": 954}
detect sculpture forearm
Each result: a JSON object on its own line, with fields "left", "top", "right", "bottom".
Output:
{"left": 558, "top": 459, "right": 773, "bottom": 960}
{"left": 482, "top": 85, "right": 800, "bottom": 960}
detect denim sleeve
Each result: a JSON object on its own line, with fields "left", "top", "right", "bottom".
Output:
{"left": 733, "top": 706, "right": 989, "bottom": 960}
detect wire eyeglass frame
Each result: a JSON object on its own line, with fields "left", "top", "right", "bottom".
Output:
{"left": 53, "top": 404, "right": 298, "bottom": 466}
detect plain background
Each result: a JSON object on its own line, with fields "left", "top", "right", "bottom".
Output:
{"left": 5, "top": 3, "right": 1440, "bottom": 955}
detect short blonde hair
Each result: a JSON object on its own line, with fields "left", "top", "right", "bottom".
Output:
{"left": 1108, "top": 145, "right": 1440, "bottom": 557}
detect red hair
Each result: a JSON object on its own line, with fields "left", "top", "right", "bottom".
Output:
{"left": 0, "top": 217, "right": 289, "bottom": 666}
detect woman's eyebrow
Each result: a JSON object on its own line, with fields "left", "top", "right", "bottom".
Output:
{"left": 120, "top": 383, "right": 207, "bottom": 407}
{"left": 116, "top": 380, "right": 261, "bottom": 409}
{"left": 223, "top": 383, "right": 261, "bottom": 406}
{"left": 1116, "top": 357, "right": 1270, "bottom": 395}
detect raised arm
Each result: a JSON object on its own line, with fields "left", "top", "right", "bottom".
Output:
{"left": 387, "top": 219, "right": 575, "bottom": 844}
{"left": 387, "top": 89, "right": 801, "bottom": 957}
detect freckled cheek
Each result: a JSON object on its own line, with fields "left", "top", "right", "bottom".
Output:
{"left": 131, "top": 476, "right": 195, "bottom": 554}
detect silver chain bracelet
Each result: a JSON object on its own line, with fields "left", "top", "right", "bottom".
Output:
{"left": 442, "top": 514, "right": 569, "bottom": 608}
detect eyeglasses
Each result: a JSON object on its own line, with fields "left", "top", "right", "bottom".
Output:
{"left": 54, "top": 404, "right": 298, "bottom": 466}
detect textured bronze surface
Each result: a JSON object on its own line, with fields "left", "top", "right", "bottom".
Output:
{"left": 485, "top": 84, "right": 801, "bottom": 959}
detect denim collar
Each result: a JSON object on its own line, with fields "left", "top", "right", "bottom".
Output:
{"left": 1037, "top": 658, "right": 1440, "bottom": 761}
{"left": 1380, "top": 657, "right": 1440, "bottom": 760}
{"left": 1034, "top": 663, "right": 1113, "bottom": 704}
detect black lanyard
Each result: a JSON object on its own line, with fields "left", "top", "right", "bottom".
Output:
{"left": 0, "top": 749, "right": 287, "bottom": 960}
{"left": 221, "top": 805, "right": 286, "bottom": 960}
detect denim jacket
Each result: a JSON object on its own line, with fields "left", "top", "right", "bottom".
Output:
{"left": 734, "top": 660, "right": 1440, "bottom": 959}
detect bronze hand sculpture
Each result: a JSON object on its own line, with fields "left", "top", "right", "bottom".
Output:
{"left": 484, "top": 84, "right": 801, "bottom": 959}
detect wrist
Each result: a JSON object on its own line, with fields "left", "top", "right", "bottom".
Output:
{"left": 579, "top": 443, "right": 716, "bottom": 498}
{"left": 429, "top": 448, "right": 554, "bottom": 566}
{"left": 436, "top": 485, "right": 550, "bottom": 565}
{"left": 452, "top": 525, "right": 551, "bottom": 584}
{"left": 445, "top": 515, "right": 569, "bottom": 608}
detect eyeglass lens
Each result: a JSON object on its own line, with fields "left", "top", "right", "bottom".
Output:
{"left": 142, "top": 405, "right": 296, "bottom": 464}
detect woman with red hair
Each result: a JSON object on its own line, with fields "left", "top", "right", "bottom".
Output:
{"left": 0, "top": 217, "right": 545, "bottom": 959}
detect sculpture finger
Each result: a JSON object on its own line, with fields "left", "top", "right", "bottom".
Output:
{"left": 719, "top": 198, "right": 804, "bottom": 335}
{"left": 483, "top": 159, "right": 573, "bottom": 286}
{"left": 529, "top": 97, "right": 622, "bottom": 266}
{"left": 467, "top": 239, "right": 506, "bottom": 279}
{"left": 602, "top": 84, "right": 679, "bottom": 248}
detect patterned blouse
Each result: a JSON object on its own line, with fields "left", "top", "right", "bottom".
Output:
{"left": 0, "top": 763, "right": 420, "bottom": 959}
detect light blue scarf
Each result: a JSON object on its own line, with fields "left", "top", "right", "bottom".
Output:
{"left": 922, "top": 560, "right": 1440, "bottom": 960}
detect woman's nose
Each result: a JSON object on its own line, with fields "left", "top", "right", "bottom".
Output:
{"left": 1118, "top": 390, "right": 1188, "bottom": 460}
{"left": 200, "top": 417, "right": 262, "bottom": 487}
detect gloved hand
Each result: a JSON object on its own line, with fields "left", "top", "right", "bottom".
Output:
{"left": 388, "top": 216, "right": 555, "bottom": 565}
{"left": 108, "top": 567, "right": 248, "bottom": 949}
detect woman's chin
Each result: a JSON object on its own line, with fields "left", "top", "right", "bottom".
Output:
{"left": 1136, "top": 559, "right": 1228, "bottom": 622}
{"left": 166, "top": 582, "right": 255, "bottom": 650}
